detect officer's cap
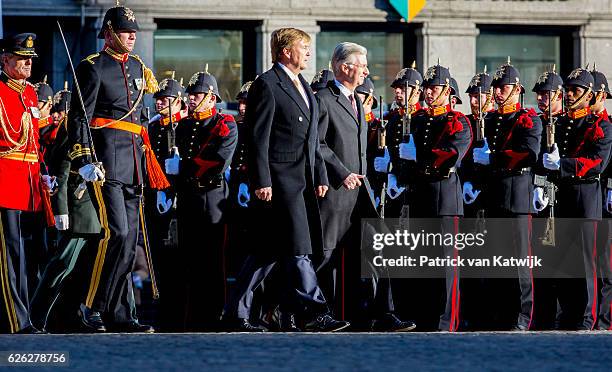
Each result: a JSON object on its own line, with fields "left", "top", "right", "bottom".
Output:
{"left": 591, "top": 64, "right": 611, "bottom": 98}
{"left": 97, "top": 3, "right": 140, "bottom": 39}
{"left": 532, "top": 65, "right": 564, "bottom": 93}
{"left": 1, "top": 33, "right": 38, "bottom": 57}
{"left": 236, "top": 81, "right": 253, "bottom": 101}
{"left": 310, "top": 69, "right": 334, "bottom": 92}
{"left": 355, "top": 76, "right": 378, "bottom": 110}
{"left": 564, "top": 67, "right": 594, "bottom": 91}
{"left": 186, "top": 69, "right": 222, "bottom": 102}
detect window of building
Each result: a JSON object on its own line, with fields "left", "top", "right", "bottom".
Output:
{"left": 477, "top": 27, "right": 576, "bottom": 108}
{"left": 317, "top": 24, "right": 414, "bottom": 103}
{"left": 154, "top": 29, "right": 243, "bottom": 103}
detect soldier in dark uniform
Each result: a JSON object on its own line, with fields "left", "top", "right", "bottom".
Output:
{"left": 468, "top": 60, "right": 542, "bottom": 330}
{"left": 164, "top": 70, "right": 238, "bottom": 330}
{"left": 530, "top": 67, "right": 564, "bottom": 330}
{"left": 542, "top": 68, "right": 612, "bottom": 330}
{"left": 381, "top": 65, "right": 424, "bottom": 217}
{"left": 310, "top": 68, "right": 334, "bottom": 94}
{"left": 449, "top": 77, "right": 462, "bottom": 110}
{"left": 0, "top": 33, "right": 53, "bottom": 333}
{"left": 592, "top": 67, "right": 612, "bottom": 330}
{"left": 34, "top": 76, "right": 54, "bottom": 148}
{"left": 356, "top": 77, "right": 383, "bottom": 204}
{"left": 145, "top": 73, "right": 187, "bottom": 331}
{"left": 392, "top": 62, "right": 472, "bottom": 331}
{"left": 68, "top": 4, "right": 168, "bottom": 333}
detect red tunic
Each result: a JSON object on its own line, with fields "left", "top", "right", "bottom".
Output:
{"left": 0, "top": 75, "right": 43, "bottom": 211}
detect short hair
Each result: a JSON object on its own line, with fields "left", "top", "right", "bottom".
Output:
{"left": 331, "top": 42, "right": 367, "bottom": 75}
{"left": 270, "top": 28, "right": 311, "bottom": 64}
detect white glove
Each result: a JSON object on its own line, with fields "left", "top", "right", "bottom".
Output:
{"left": 41, "top": 175, "right": 58, "bottom": 191}
{"left": 473, "top": 138, "right": 491, "bottom": 165}
{"left": 462, "top": 182, "right": 481, "bottom": 205}
{"left": 54, "top": 214, "right": 69, "bottom": 231}
{"left": 165, "top": 146, "right": 180, "bottom": 175}
{"left": 156, "top": 191, "right": 173, "bottom": 214}
{"left": 374, "top": 147, "right": 391, "bottom": 173}
{"left": 238, "top": 183, "right": 250, "bottom": 207}
{"left": 386, "top": 173, "right": 405, "bottom": 199}
{"left": 606, "top": 189, "right": 612, "bottom": 214}
{"left": 78, "top": 164, "right": 105, "bottom": 182}
{"left": 399, "top": 135, "right": 417, "bottom": 161}
{"left": 532, "top": 187, "right": 549, "bottom": 212}
{"left": 543, "top": 143, "right": 561, "bottom": 171}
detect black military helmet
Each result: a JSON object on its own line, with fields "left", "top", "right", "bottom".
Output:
{"left": 186, "top": 67, "right": 222, "bottom": 102}
{"left": 449, "top": 77, "right": 462, "bottom": 104}
{"left": 465, "top": 66, "right": 493, "bottom": 95}
{"left": 0, "top": 33, "right": 37, "bottom": 57}
{"left": 235, "top": 81, "right": 253, "bottom": 101}
{"left": 422, "top": 61, "right": 452, "bottom": 88}
{"left": 310, "top": 69, "right": 334, "bottom": 91}
{"left": 591, "top": 64, "right": 611, "bottom": 98}
{"left": 97, "top": 3, "right": 140, "bottom": 39}
{"left": 391, "top": 62, "right": 422, "bottom": 89}
{"left": 52, "top": 82, "right": 71, "bottom": 113}
{"left": 355, "top": 76, "right": 378, "bottom": 109}
{"left": 532, "top": 65, "right": 564, "bottom": 93}
{"left": 34, "top": 75, "right": 53, "bottom": 103}
{"left": 491, "top": 57, "right": 524, "bottom": 92}
{"left": 154, "top": 72, "right": 184, "bottom": 99}
{"left": 564, "top": 67, "right": 594, "bottom": 90}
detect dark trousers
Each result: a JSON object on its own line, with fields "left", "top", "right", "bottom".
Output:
{"left": 0, "top": 209, "right": 31, "bottom": 333}
{"left": 86, "top": 180, "right": 139, "bottom": 324}
{"left": 598, "top": 219, "right": 612, "bottom": 330}
{"left": 226, "top": 254, "right": 328, "bottom": 320}
{"left": 29, "top": 234, "right": 93, "bottom": 330}
{"left": 177, "top": 184, "right": 228, "bottom": 331}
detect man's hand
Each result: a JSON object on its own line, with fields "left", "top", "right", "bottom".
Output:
{"left": 606, "top": 189, "right": 612, "bottom": 214}
{"left": 316, "top": 185, "right": 329, "bottom": 198}
{"left": 462, "top": 182, "right": 481, "bottom": 205}
{"left": 386, "top": 173, "right": 405, "bottom": 199}
{"left": 255, "top": 187, "right": 272, "bottom": 201}
{"left": 41, "top": 175, "right": 58, "bottom": 192}
{"left": 374, "top": 147, "right": 390, "bottom": 173}
{"left": 165, "top": 146, "right": 180, "bottom": 175}
{"left": 156, "top": 190, "right": 173, "bottom": 214}
{"left": 473, "top": 138, "right": 491, "bottom": 166}
{"left": 54, "top": 214, "right": 69, "bottom": 231}
{"left": 399, "top": 135, "right": 417, "bottom": 161}
{"left": 238, "top": 183, "right": 250, "bottom": 207}
{"left": 78, "top": 164, "right": 105, "bottom": 182}
{"left": 532, "top": 187, "right": 549, "bottom": 212}
{"left": 543, "top": 144, "right": 561, "bottom": 171}
{"left": 342, "top": 173, "right": 365, "bottom": 190}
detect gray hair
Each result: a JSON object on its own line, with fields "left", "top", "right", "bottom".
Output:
{"left": 331, "top": 42, "right": 367, "bottom": 75}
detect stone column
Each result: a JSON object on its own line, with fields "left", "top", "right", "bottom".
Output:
{"left": 416, "top": 19, "right": 479, "bottom": 112}
{"left": 256, "top": 18, "right": 320, "bottom": 82}
{"left": 578, "top": 19, "right": 612, "bottom": 112}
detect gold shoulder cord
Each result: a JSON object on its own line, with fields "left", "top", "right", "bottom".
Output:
{"left": 0, "top": 99, "right": 32, "bottom": 157}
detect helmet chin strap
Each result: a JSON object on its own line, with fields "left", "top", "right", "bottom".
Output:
{"left": 108, "top": 25, "right": 131, "bottom": 54}
{"left": 193, "top": 91, "right": 213, "bottom": 113}
{"left": 498, "top": 84, "right": 520, "bottom": 107}
{"left": 157, "top": 96, "right": 181, "bottom": 116}
{"left": 430, "top": 83, "right": 450, "bottom": 107}
{"left": 568, "top": 87, "right": 592, "bottom": 111}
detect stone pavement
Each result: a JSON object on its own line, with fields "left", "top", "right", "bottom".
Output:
{"left": 0, "top": 332, "right": 610, "bottom": 371}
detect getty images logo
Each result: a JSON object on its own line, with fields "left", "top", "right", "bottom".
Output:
{"left": 389, "top": 0, "right": 427, "bottom": 22}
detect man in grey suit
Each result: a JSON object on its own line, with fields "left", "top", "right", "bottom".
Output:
{"left": 315, "top": 42, "right": 415, "bottom": 331}
{"left": 223, "top": 28, "right": 349, "bottom": 332}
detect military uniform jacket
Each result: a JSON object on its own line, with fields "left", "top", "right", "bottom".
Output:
{"left": 229, "top": 116, "right": 250, "bottom": 186}
{"left": 476, "top": 105, "right": 542, "bottom": 215}
{"left": 68, "top": 47, "right": 151, "bottom": 185}
{"left": 0, "top": 74, "right": 43, "bottom": 211}
{"left": 394, "top": 105, "right": 472, "bottom": 217}
{"left": 385, "top": 104, "right": 424, "bottom": 178}
{"left": 247, "top": 63, "right": 328, "bottom": 256}
{"left": 175, "top": 110, "right": 237, "bottom": 191}
{"left": 548, "top": 110, "right": 612, "bottom": 219}
{"left": 316, "top": 82, "right": 377, "bottom": 250}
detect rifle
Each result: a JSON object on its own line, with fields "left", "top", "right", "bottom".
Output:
{"left": 399, "top": 81, "right": 412, "bottom": 230}
{"left": 380, "top": 182, "right": 387, "bottom": 219}
{"left": 377, "top": 95, "right": 388, "bottom": 217}
{"left": 473, "top": 87, "right": 487, "bottom": 234}
{"left": 539, "top": 88, "right": 559, "bottom": 246}
{"left": 402, "top": 80, "right": 412, "bottom": 142}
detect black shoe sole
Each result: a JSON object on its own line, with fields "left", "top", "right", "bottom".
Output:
{"left": 78, "top": 311, "right": 106, "bottom": 333}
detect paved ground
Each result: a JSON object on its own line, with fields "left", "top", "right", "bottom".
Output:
{"left": 0, "top": 332, "right": 610, "bottom": 371}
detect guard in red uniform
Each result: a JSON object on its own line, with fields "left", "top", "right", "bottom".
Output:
{"left": 0, "top": 33, "right": 51, "bottom": 333}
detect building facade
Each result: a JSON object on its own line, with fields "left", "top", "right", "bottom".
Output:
{"left": 4, "top": 0, "right": 612, "bottom": 110}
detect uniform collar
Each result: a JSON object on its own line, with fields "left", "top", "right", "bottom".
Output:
{"left": 192, "top": 107, "right": 216, "bottom": 121}
{"left": 104, "top": 44, "right": 129, "bottom": 63}
{"left": 0, "top": 71, "right": 26, "bottom": 93}
{"left": 568, "top": 107, "right": 590, "bottom": 120}
{"left": 428, "top": 104, "right": 451, "bottom": 117}
{"left": 498, "top": 102, "right": 520, "bottom": 115}
{"left": 399, "top": 102, "right": 421, "bottom": 116}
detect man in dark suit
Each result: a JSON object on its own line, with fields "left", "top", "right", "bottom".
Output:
{"left": 315, "top": 42, "right": 415, "bottom": 331}
{"left": 223, "top": 28, "right": 349, "bottom": 332}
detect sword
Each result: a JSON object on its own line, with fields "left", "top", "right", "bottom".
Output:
{"left": 56, "top": 20, "right": 104, "bottom": 199}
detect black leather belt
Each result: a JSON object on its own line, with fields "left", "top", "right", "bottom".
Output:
{"left": 418, "top": 166, "right": 457, "bottom": 180}
{"left": 185, "top": 173, "right": 223, "bottom": 190}
{"left": 492, "top": 167, "right": 531, "bottom": 177}
{"left": 560, "top": 175, "right": 600, "bottom": 185}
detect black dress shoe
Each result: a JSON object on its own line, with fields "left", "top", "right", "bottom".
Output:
{"left": 231, "top": 318, "right": 267, "bottom": 332}
{"left": 110, "top": 321, "right": 155, "bottom": 333}
{"left": 78, "top": 304, "right": 106, "bottom": 333}
{"left": 280, "top": 313, "right": 301, "bottom": 332}
{"left": 511, "top": 324, "right": 530, "bottom": 332}
{"left": 16, "top": 325, "right": 45, "bottom": 334}
{"left": 304, "top": 314, "right": 350, "bottom": 332}
{"left": 371, "top": 313, "right": 416, "bottom": 332}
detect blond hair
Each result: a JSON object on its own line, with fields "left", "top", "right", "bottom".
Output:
{"left": 270, "top": 28, "right": 311, "bottom": 64}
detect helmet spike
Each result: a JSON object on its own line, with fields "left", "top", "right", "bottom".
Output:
{"left": 328, "top": 60, "right": 332, "bottom": 70}
{"left": 552, "top": 63, "right": 556, "bottom": 73}
{"left": 179, "top": 77, "right": 184, "bottom": 86}
{"left": 411, "top": 60, "right": 416, "bottom": 69}
{"left": 483, "top": 65, "right": 487, "bottom": 74}
{"left": 585, "top": 63, "right": 590, "bottom": 70}
{"left": 115, "top": 0, "right": 121, "bottom": 6}
{"left": 437, "top": 57, "right": 440, "bottom": 66}
{"left": 593, "top": 62, "right": 597, "bottom": 72}
{"left": 205, "top": 63, "right": 209, "bottom": 73}
{"left": 64, "top": 81, "right": 68, "bottom": 90}
{"left": 507, "top": 56, "right": 511, "bottom": 65}
{"left": 42, "top": 74, "right": 47, "bottom": 84}
{"left": 171, "top": 71, "right": 176, "bottom": 80}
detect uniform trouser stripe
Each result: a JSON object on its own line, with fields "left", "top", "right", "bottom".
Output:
{"left": 0, "top": 214, "right": 18, "bottom": 333}
{"left": 138, "top": 201, "right": 159, "bottom": 299}
{"left": 527, "top": 215, "right": 535, "bottom": 330}
{"left": 449, "top": 216, "right": 460, "bottom": 332}
{"left": 590, "top": 221, "right": 598, "bottom": 331}
{"left": 85, "top": 182, "right": 111, "bottom": 308}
